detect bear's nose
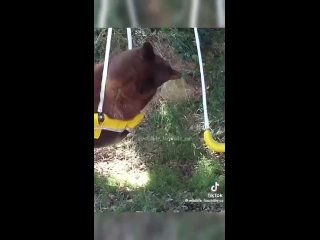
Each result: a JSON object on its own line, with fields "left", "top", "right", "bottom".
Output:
{"left": 172, "top": 70, "right": 182, "bottom": 79}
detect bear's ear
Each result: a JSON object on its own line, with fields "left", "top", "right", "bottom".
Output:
{"left": 141, "top": 42, "right": 155, "bottom": 60}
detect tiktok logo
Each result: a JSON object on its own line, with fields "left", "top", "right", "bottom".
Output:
{"left": 211, "top": 182, "right": 219, "bottom": 192}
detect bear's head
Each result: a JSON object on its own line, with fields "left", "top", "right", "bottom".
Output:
{"left": 94, "top": 42, "right": 181, "bottom": 120}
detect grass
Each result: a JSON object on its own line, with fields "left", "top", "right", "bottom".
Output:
{"left": 94, "top": 28, "right": 225, "bottom": 213}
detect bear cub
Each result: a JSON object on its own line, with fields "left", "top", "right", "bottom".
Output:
{"left": 94, "top": 42, "right": 181, "bottom": 148}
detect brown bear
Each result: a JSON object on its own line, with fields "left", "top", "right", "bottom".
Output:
{"left": 94, "top": 42, "right": 181, "bottom": 148}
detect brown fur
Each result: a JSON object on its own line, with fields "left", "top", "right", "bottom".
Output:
{"left": 94, "top": 42, "right": 181, "bottom": 148}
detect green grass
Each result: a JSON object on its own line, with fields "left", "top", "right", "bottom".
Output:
{"left": 94, "top": 28, "right": 225, "bottom": 213}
